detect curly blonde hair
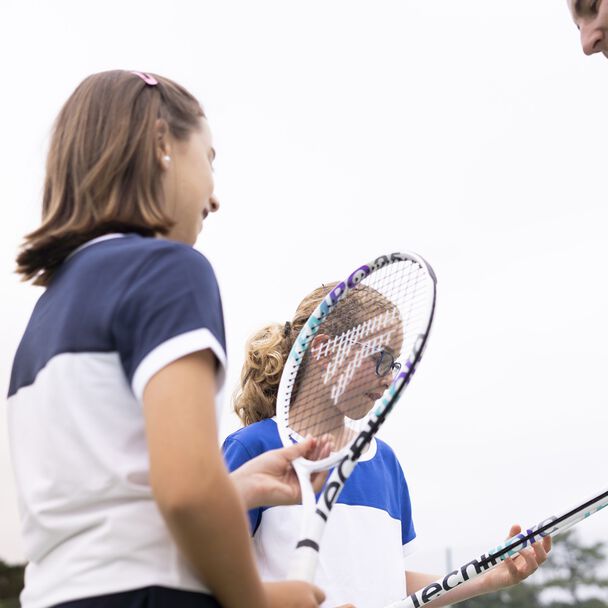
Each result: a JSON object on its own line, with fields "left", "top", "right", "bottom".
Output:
{"left": 233, "top": 284, "right": 336, "bottom": 426}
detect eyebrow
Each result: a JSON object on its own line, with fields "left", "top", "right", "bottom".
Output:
{"left": 572, "top": 0, "right": 595, "bottom": 17}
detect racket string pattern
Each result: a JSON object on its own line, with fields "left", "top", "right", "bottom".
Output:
{"left": 281, "top": 257, "right": 433, "bottom": 451}
{"left": 277, "top": 252, "right": 437, "bottom": 581}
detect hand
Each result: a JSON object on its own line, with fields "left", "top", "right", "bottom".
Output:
{"left": 264, "top": 580, "right": 326, "bottom": 608}
{"left": 231, "top": 436, "right": 333, "bottom": 509}
{"left": 481, "top": 524, "right": 552, "bottom": 592}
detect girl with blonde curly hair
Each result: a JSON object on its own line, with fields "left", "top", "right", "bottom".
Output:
{"left": 224, "top": 284, "right": 552, "bottom": 608}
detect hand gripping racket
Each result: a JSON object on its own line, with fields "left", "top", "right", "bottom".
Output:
{"left": 385, "top": 487, "right": 608, "bottom": 608}
{"left": 276, "top": 252, "right": 437, "bottom": 581}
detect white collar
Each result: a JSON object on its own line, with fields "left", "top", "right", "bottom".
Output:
{"left": 65, "top": 233, "right": 127, "bottom": 262}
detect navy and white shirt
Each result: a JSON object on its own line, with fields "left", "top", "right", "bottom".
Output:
{"left": 7, "top": 234, "right": 226, "bottom": 608}
{"left": 223, "top": 418, "right": 416, "bottom": 608}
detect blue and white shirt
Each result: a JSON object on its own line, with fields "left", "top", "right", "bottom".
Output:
{"left": 223, "top": 418, "right": 416, "bottom": 608}
{"left": 7, "top": 234, "right": 226, "bottom": 608}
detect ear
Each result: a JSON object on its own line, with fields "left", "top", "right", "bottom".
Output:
{"left": 155, "top": 119, "right": 172, "bottom": 171}
{"left": 310, "top": 334, "right": 331, "bottom": 363}
{"left": 311, "top": 334, "right": 330, "bottom": 348}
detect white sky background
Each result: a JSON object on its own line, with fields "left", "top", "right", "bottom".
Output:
{"left": 1, "top": 0, "right": 607, "bottom": 579}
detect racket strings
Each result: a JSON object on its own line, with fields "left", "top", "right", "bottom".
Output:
{"left": 285, "top": 260, "right": 433, "bottom": 448}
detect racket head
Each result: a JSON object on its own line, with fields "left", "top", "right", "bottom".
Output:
{"left": 276, "top": 252, "right": 436, "bottom": 469}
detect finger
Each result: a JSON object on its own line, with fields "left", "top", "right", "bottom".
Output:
{"left": 542, "top": 535, "right": 552, "bottom": 554}
{"left": 311, "top": 469, "right": 329, "bottom": 493}
{"left": 507, "top": 523, "right": 522, "bottom": 539}
{"left": 518, "top": 546, "right": 539, "bottom": 576}
{"left": 307, "top": 434, "right": 334, "bottom": 461}
{"left": 317, "top": 433, "right": 335, "bottom": 456}
{"left": 532, "top": 537, "right": 548, "bottom": 564}
{"left": 312, "top": 583, "right": 326, "bottom": 603}
{"left": 503, "top": 555, "right": 520, "bottom": 579}
{"left": 279, "top": 437, "right": 317, "bottom": 462}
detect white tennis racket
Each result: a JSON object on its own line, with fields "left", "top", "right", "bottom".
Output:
{"left": 386, "top": 487, "right": 608, "bottom": 608}
{"left": 276, "top": 252, "right": 437, "bottom": 581}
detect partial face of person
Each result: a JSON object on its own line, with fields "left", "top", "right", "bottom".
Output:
{"left": 163, "top": 118, "right": 219, "bottom": 245}
{"left": 569, "top": 0, "right": 608, "bottom": 57}
{"left": 318, "top": 314, "right": 404, "bottom": 421}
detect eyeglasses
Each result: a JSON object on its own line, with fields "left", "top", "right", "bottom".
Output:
{"left": 347, "top": 340, "right": 401, "bottom": 378}
{"left": 374, "top": 350, "right": 401, "bottom": 377}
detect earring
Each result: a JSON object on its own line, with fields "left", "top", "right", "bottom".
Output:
{"left": 163, "top": 155, "right": 171, "bottom": 163}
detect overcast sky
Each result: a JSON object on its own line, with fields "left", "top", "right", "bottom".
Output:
{"left": 1, "top": 0, "right": 607, "bottom": 578}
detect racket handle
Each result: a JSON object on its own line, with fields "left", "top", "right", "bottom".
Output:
{"left": 287, "top": 544, "right": 320, "bottom": 582}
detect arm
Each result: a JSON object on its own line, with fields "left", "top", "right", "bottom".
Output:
{"left": 404, "top": 525, "right": 551, "bottom": 607}
{"left": 144, "top": 350, "right": 325, "bottom": 608}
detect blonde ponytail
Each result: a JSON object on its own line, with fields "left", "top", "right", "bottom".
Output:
{"left": 233, "top": 284, "right": 338, "bottom": 426}
{"left": 233, "top": 322, "right": 292, "bottom": 425}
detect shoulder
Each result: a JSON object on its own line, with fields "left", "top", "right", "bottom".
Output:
{"left": 365, "top": 439, "right": 410, "bottom": 488}
{"left": 116, "top": 236, "right": 217, "bottom": 284}
{"left": 66, "top": 234, "right": 216, "bottom": 285}
{"left": 222, "top": 419, "right": 282, "bottom": 467}
{"left": 374, "top": 438, "right": 403, "bottom": 470}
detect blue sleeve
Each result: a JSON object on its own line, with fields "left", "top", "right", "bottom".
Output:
{"left": 222, "top": 436, "right": 263, "bottom": 534}
{"left": 398, "top": 466, "right": 416, "bottom": 547}
{"left": 111, "top": 244, "right": 226, "bottom": 399}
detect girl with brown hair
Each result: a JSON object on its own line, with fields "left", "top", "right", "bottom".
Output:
{"left": 7, "top": 70, "right": 325, "bottom": 608}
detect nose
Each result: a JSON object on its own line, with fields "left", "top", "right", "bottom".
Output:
{"left": 209, "top": 194, "right": 220, "bottom": 212}
{"left": 581, "top": 22, "right": 605, "bottom": 55}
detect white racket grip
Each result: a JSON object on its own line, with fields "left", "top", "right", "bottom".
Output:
{"left": 288, "top": 544, "right": 321, "bottom": 582}
{"left": 287, "top": 462, "right": 324, "bottom": 582}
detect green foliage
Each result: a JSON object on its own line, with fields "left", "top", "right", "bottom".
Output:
{"left": 0, "top": 561, "right": 24, "bottom": 607}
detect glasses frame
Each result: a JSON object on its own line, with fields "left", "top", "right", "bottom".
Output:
{"left": 347, "top": 340, "right": 401, "bottom": 378}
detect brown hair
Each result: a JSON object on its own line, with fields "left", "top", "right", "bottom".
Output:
{"left": 16, "top": 70, "right": 205, "bottom": 286}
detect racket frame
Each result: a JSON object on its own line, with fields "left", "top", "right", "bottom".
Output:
{"left": 276, "top": 251, "right": 437, "bottom": 581}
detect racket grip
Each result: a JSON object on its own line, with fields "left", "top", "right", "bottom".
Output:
{"left": 287, "top": 544, "right": 320, "bottom": 582}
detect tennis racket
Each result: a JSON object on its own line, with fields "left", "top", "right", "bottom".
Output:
{"left": 386, "top": 487, "right": 608, "bottom": 608}
{"left": 276, "top": 251, "right": 437, "bottom": 581}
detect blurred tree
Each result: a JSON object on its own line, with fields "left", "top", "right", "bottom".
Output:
{"left": 0, "top": 560, "right": 24, "bottom": 608}
{"left": 541, "top": 530, "right": 608, "bottom": 606}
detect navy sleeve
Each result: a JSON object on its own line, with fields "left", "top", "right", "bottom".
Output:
{"left": 222, "top": 436, "right": 263, "bottom": 534}
{"left": 111, "top": 244, "right": 226, "bottom": 399}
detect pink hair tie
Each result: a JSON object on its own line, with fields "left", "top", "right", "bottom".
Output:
{"left": 131, "top": 71, "right": 158, "bottom": 86}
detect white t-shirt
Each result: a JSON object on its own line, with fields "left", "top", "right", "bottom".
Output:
{"left": 8, "top": 234, "right": 226, "bottom": 608}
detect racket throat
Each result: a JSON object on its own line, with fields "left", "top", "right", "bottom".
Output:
{"left": 288, "top": 465, "right": 332, "bottom": 582}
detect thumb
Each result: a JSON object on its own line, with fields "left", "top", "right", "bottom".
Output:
{"left": 311, "top": 583, "right": 326, "bottom": 603}
{"left": 507, "top": 523, "right": 522, "bottom": 539}
{"left": 279, "top": 437, "right": 317, "bottom": 462}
